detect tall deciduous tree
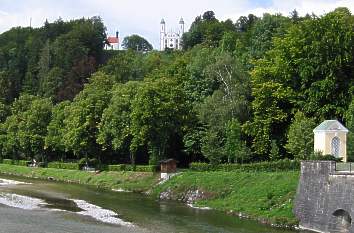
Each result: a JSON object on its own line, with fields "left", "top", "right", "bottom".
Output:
{"left": 130, "top": 77, "right": 188, "bottom": 164}
{"left": 285, "top": 111, "right": 317, "bottom": 160}
{"left": 346, "top": 98, "right": 354, "bottom": 161}
{"left": 97, "top": 81, "right": 140, "bottom": 164}
{"left": 62, "top": 72, "right": 114, "bottom": 160}
{"left": 122, "top": 35, "right": 153, "bottom": 52}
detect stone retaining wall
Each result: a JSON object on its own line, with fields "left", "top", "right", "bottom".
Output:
{"left": 294, "top": 161, "right": 354, "bottom": 233}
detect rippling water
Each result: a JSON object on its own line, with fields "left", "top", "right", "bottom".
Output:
{"left": 0, "top": 175, "right": 307, "bottom": 233}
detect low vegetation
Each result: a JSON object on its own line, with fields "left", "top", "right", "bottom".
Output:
{"left": 0, "top": 164, "right": 159, "bottom": 192}
{"left": 153, "top": 171, "right": 300, "bottom": 226}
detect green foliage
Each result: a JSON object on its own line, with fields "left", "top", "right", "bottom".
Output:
{"left": 225, "top": 119, "right": 250, "bottom": 163}
{"left": 0, "top": 17, "right": 105, "bottom": 102}
{"left": 62, "top": 72, "right": 114, "bottom": 157}
{"left": 130, "top": 77, "right": 189, "bottom": 164}
{"left": 97, "top": 81, "right": 140, "bottom": 164}
{"left": 269, "top": 140, "right": 281, "bottom": 161}
{"left": 2, "top": 159, "right": 13, "bottom": 165}
{"left": 346, "top": 98, "right": 354, "bottom": 161}
{"left": 0, "top": 163, "right": 158, "bottom": 192}
{"left": 285, "top": 111, "right": 317, "bottom": 160}
{"left": 108, "top": 164, "right": 126, "bottom": 171}
{"left": 190, "top": 159, "right": 300, "bottom": 172}
{"left": 153, "top": 170, "right": 299, "bottom": 225}
{"left": 107, "top": 164, "right": 157, "bottom": 172}
{"left": 47, "top": 162, "right": 80, "bottom": 170}
{"left": 0, "top": 159, "right": 29, "bottom": 166}
{"left": 122, "top": 34, "right": 153, "bottom": 51}
{"left": 182, "top": 11, "right": 236, "bottom": 49}
{"left": 0, "top": 9, "right": 353, "bottom": 168}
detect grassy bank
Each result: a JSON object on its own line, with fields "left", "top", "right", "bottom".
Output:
{"left": 0, "top": 164, "right": 300, "bottom": 227}
{"left": 153, "top": 171, "right": 300, "bottom": 226}
{"left": 0, "top": 164, "right": 159, "bottom": 192}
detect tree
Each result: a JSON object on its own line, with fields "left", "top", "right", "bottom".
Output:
{"left": 62, "top": 72, "right": 114, "bottom": 160}
{"left": 346, "top": 98, "right": 354, "bottom": 161}
{"left": 225, "top": 119, "right": 250, "bottom": 164}
{"left": 17, "top": 97, "right": 53, "bottom": 162}
{"left": 285, "top": 111, "right": 317, "bottom": 160}
{"left": 0, "top": 102, "right": 9, "bottom": 123}
{"left": 122, "top": 34, "right": 153, "bottom": 52}
{"left": 130, "top": 77, "right": 188, "bottom": 164}
{"left": 0, "top": 95, "right": 52, "bottom": 161}
{"left": 97, "top": 81, "right": 140, "bottom": 164}
{"left": 269, "top": 140, "right": 281, "bottom": 161}
{"left": 45, "top": 101, "right": 71, "bottom": 160}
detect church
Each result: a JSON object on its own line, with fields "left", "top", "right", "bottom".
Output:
{"left": 160, "top": 18, "right": 184, "bottom": 51}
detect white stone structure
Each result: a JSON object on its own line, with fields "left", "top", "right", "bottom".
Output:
{"left": 160, "top": 18, "right": 184, "bottom": 51}
{"left": 313, "top": 120, "right": 349, "bottom": 162}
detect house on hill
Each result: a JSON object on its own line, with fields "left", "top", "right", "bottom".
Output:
{"left": 105, "top": 31, "right": 119, "bottom": 50}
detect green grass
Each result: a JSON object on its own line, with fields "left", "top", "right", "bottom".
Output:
{"left": 152, "top": 171, "right": 300, "bottom": 226}
{"left": 0, "top": 164, "right": 159, "bottom": 192}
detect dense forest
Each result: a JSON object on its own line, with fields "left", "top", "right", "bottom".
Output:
{"left": 0, "top": 8, "right": 353, "bottom": 166}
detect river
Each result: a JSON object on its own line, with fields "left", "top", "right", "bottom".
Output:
{"left": 0, "top": 175, "right": 307, "bottom": 233}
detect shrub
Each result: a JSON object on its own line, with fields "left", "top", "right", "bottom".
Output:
{"left": 47, "top": 162, "right": 80, "bottom": 170}
{"left": 107, "top": 164, "right": 157, "bottom": 172}
{"left": 189, "top": 162, "right": 214, "bottom": 171}
{"left": 108, "top": 164, "right": 126, "bottom": 171}
{"left": 2, "top": 159, "right": 13, "bottom": 165}
{"left": 78, "top": 158, "right": 87, "bottom": 168}
{"left": 135, "top": 165, "right": 158, "bottom": 172}
{"left": 125, "top": 165, "right": 136, "bottom": 171}
{"left": 190, "top": 159, "right": 300, "bottom": 172}
{"left": 17, "top": 160, "right": 30, "bottom": 166}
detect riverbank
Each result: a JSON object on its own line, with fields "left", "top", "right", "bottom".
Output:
{"left": 0, "top": 164, "right": 300, "bottom": 228}
{"left": 0, "top": 164, "right": 159, "bottom": 192}
{"left": 153, "top": 171, "right": 299, "bottom": 227}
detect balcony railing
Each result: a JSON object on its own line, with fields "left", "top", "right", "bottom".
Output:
{"left": 335, "top": 163, "right": 354, "bottom": 173}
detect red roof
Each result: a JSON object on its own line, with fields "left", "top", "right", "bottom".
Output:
{"left": 107, "top": 37, "right": 119, "bottom": 44}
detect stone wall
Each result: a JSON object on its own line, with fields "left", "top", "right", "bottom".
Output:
{"left": 294, "top": 161, "right": 354, "bottom": 233}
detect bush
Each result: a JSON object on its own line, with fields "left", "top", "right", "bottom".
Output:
{"left": 135, "top": 165, "right": 158, "bottom": 172}
{"left": 47, "top": 162, "right": 80, "bottom": 170}
{"left": 17, "top": 160, "right": 30, "bottom": 166}
{"left": 190, "top": 159, "right": 300, "bottom": 172}
{"left": 107, "top": 164, "right": 157, "bottom": 172}
{"left": 78, "top": 158, "right": 87, "bottom": 168}
{"left": 0, "top": 159, "right": 30, "bottom": 166}
{"left": 125, "top": 165, "right": 136, "bottom": 171}
{"left": 108, "top": 164, "right": 126, "bottom": 171}
{"left": 2, "top": 159, "right": 13, "bottom": 165}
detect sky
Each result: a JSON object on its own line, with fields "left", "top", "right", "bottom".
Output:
{"left": 0, "top": 0, "right": 354, "bottom": 48}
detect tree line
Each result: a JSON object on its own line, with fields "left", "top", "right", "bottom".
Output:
{"left": 0, "top": 9, "right": 353, "bottom": 166}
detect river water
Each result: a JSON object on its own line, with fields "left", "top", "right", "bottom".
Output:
{"left": 0, "top": 175, "right": 306, "bottom": 233}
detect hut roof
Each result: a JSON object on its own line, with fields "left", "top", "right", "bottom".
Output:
{"left": 160, "top": 159, "right": 178, "bottom": 164}
{"left": 313, "top": 120, "right": 349, "bottom": 133}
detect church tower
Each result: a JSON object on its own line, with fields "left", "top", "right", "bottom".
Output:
{"left": 179, "top": 17, "right": 184, "bottom": 34}
{"left": 160, "top": 19, "right": 166, "bottom": 51}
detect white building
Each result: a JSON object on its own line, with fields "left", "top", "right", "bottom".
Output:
{"left": 313, "top": 120, "right": 349, "bottom": 162}
{"left": 104, "top": 31, "right": 119, "bottom": 50}
{"left": 160, "top": 18, "right": 184, "bottom": 51}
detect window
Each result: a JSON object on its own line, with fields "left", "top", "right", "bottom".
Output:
{"left": 331, "top": 136, "right": 340, "bottom": 157}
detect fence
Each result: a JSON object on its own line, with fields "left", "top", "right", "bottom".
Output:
{"left": 335, "top": 163, "right": 354, "bottom": 173}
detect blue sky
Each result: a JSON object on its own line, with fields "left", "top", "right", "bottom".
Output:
{"left": 0, "top": 0, "right": 353, "bottom": 48}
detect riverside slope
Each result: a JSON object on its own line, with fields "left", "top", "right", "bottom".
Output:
{"left": 0, "top": 164, "right": 299, "bottom": 227}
